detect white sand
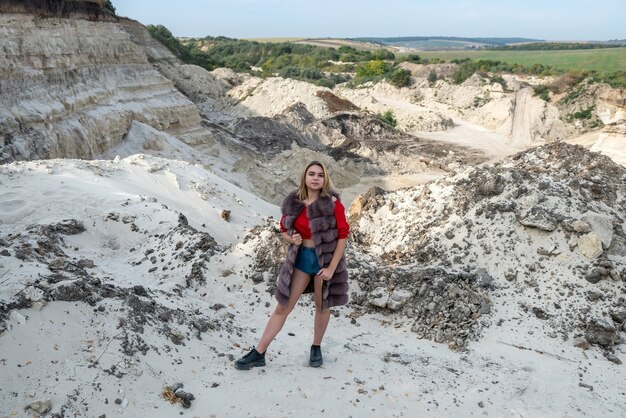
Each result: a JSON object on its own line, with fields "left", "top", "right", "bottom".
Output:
{"left": 1, "top": 154, "right": 624, "bottom": 417}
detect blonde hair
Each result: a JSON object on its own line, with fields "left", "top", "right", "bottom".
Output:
{"left": 296, "top": 161, "right": 332, "bottom": 200}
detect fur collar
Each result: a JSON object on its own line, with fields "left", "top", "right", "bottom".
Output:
{"left": 281, "top": 190, "right": 340, "bottom": 217}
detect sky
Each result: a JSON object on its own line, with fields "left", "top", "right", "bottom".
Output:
{"left": 114, "top": 0, "right": 626, "bottom": 40}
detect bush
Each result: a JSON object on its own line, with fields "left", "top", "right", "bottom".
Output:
{"left": 572, "top": 105, "right": 595, "bottom": 119}
{"left": 427, "top": 71, "right": 437, "bottom": 86}
{"left": 279, "top": 66, "right": 301, "bottom": 78}
{"left": 356, "top": 60, "right": 390, "bottom": 77}
{"left": 390, "top": 68, "right": 412, "bottom": 88}
{"left": 406, "top": 54, "right": 425, "bottom": 64}
{"left": 301, "top": 67, "right": 323, "bottom": 80}
{"left": 102, "top": 0, "right": 115, "bottom": 14}
{"left": 147, "top": 25, "right": 191, "bottom": 61}
{"left": 490, "top": 75, "right": 507, "bottom": 89}
{"left": 452, "top": 61, "right": 478, "bottom": 84}
{"left": 371, "top": 49, "right": 395, "bottom": 61}
{"left": 532, "top": 85, "right": 551, "bottom": 101}
{"left": 378, "top": 110, "right": 397, "bottom": 127}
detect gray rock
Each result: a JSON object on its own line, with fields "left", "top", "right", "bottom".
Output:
{"left": 475, "top": 268, "right": 494, "bottom": 288}
{"left": 584, "top": 269, "right": 602, "bottom": 284}
{"left": 48, "top": 257, "right": 67, "bottom": 271}
{"left": 504, "top": 270, "right": 517, "bottom": 282}
{"left": 77, "top": 259, "right": 94, "bottom": 268}
{"left": 585, "top": 317, "right": 619, "bottom": 347}
{"left": 586, "top": 291, "right": 604, "bottom": 302}
{"left": 605, "top": 353, "right": 622, "bottom": 365}
{"left": 571, "top": 219, "right": 592, "bottom": 233}
{"left": 479, "top": 301, "right": 491, "bottom": 314}
{"left": 368, "top": 287, "right": 390, "bottom": 308}
{"left": 28, "top": 399, "right": 52, "bottom": 414}
{"left": 387, "top": 289, "right": 414, "bottom": 311}
{"left": 610, "top": 309, "right": 626, "bottom": 323}
{"left": 518, "top": 206, "right": 559, "bottom": 231}
{"left": 597, "top": 266, "right": 610, "bottom": 277}
{"left": 581, "top": 211, "right": 613, "bottom": 249}
{"left": 573, "top": 337, "right": 590, "bottom": 350}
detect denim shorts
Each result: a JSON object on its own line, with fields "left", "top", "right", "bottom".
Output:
{"left": 294, "top": 246, "right": 321, "bottom": 275}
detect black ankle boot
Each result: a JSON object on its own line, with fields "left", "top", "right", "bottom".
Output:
{"left": 235, "top": 347, "right": 266, "bottom": 370}
{"left": 309, "top": 345, "right": 323, "bottom": 367}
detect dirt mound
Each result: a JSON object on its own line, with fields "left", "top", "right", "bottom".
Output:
{"left": 348, "top": 142, "right": 626, "bottom": 354}
{"left": 315, "top": 91, "right": 359, "bottom": 113}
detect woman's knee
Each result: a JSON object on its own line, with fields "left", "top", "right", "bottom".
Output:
{"left": 275, "top": 303, "right": 291, "bottom": 316}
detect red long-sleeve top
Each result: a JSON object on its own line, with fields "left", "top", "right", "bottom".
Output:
{"left": 280, "top": 200, "right": 349, "bottom": 239}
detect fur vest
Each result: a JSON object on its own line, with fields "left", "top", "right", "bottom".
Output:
{"left": 275, "top": 190, "right": 349, "bottom": 309}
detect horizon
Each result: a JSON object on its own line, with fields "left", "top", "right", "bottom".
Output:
{"left": 114, "top": 0, "right": 625, "bottom": 41}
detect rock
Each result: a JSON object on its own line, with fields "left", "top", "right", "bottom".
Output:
{"left": 596, "top": 266, "right": 610, "bottom": 277}
{"left": 605, "top": 353, "right": 622, "bottom": 365}
{"left": 519, "top": 192, "right": 545, "bottom": 209}
{"left": 504, "top": 270, "right": 517, "bottom": 281}
{"left": 387, "top": 289, "right": 414, "bottom": 311}
{"left": 517, "top": 206, "right": 559, "bottom": 231}
{"left": 585, "top": 317, "right": 619, "bottom": 347}
{"left": 475, "top": 268, "right": 494, "bottom": 288}
{"left": 574, "top": 337, "right": 590, "bottom": 350}
{"left": 28, "top": 399, "right": 52, "bottom": 414}
{"left": 479, "top": 301, "right": 491, "bottom": 314}
{"left": 610, "top": 309, "right": 626, "bottom": 323}
{"left": 532, "top": 307, "right": 550, "bottom": 320}
{"left": 174, "top": 388, "right": 195, "bottom": 408}
{"left": 577, "top": 233, "right": 603, "bottom": 259}
{"left": 368, "top": 287, "right": 390, "bottom": 308}
{"left": 586, "top": 291, "right": 605, "bottom": 301}
{"left": 48, "top": 257, "right": 67, "bottom": 271}
{"left": 349, "top": 186, "right": 386, "bottom": 222}
{"left": 24, "top": 286, "right": 45, "bottom": 302}
{"left": 581, "top": 212, "right": 613, "bottom": 249}
{"left": 584, "top": 269, "right": 602, "bottom": 284}
{"left": 169, "top": 329, "right": 186, "bottom": 345}
{"left": 251, "top": 272, "right": 264, "bottom": 284}
{"left": 77, "top": 259, "right": 95, "bottom": 268}
{"left": 571, "top": 219, "right": 592, "bottom": 233}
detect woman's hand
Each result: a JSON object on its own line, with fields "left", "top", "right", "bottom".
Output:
{"left": 291, "top": 232, "right": 302, "bottom": 246}
{"left": 317, "top": 267, "right": 335, "bottom": 281}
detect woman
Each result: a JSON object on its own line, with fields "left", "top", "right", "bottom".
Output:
{"left": 235, "top": 161, "right": 350, "bottom": 369}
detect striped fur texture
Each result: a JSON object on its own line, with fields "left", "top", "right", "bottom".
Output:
{"left": 275, "top": 190, "right": 349, "bottom": 309}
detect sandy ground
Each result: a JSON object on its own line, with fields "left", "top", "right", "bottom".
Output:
{"left": 413, "top": 119, "right": 523, "bottom": 162}
{"left": 1, "top": 155, "right": 624, "bottom": 417}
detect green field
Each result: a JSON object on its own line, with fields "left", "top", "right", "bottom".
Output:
{"left": 402, "top": 47, "right": 626, "bottom": 73}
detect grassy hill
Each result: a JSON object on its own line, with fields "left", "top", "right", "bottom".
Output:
{"left": 401, "top": 47, "right": 626, "bottom": 73}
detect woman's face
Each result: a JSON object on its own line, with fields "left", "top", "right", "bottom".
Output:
{"left": 305, "top": 164, "right": 325, "bottom": 192}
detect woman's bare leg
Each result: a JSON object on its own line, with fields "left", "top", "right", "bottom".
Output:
{"left": 313, "top": 275, "right": 331, "bottom": 345}
{"left": 256, "top": 269, "right": 311, "bottom": 353}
